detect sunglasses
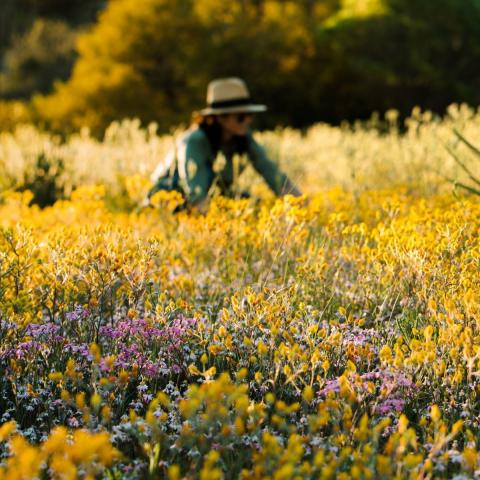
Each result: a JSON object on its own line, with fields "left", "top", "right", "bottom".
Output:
{"left": 233, "top": 112, "right": 254, "bottom": 123}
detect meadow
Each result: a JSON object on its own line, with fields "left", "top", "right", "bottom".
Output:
{"left": 0, "top": 104, "right": 480, "bottom": 479}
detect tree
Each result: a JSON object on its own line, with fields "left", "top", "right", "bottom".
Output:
{"left": 34, "top": 0, "right": 205, "bottom": 134}
{"left": 308, "top": 0, "right": 480, "bottom": 122}
{"left": 33, "top": 0, "right": 480, "bottom": 135}
{"left": 0, "top": 19, "right": 77, "bottom": 99}
{"left": 0, "top": 0, "right": 105, "bottom": 102}
{"left": 33, "top": 0, "right": 340, "bottom": 135}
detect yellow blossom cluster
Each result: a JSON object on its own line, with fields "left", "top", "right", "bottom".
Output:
{"left": 0, "top": 422, "right": 119, "bottom": 479}
{"left": 2, "top": 103, "right": 480, "bottom": 201}
{"left": 0, "top": 180, "right": 480, "bottom": 477}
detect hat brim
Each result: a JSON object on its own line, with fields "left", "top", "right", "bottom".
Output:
{"left": 200, "top": 104, "right": 267, "bottom": 115}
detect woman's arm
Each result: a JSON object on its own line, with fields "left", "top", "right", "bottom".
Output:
{"left": 146, "top": 147, "right": 177, "bottom": 202}
{"left": 177, "top": 131, "right": 215, "bottom": 207}
{"left": 247, "top": 132, "right": 301, "bottom": 197}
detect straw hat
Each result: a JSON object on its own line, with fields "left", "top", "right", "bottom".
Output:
{"left": 199, "top": 77, "right": 267, "bottom": 115}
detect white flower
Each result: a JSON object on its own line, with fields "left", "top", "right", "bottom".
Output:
{"left": 187, "top": 159, "right": 198, "bottom": 178}
{"left": 213, "top": 153, "right": 227, "bottom": 173}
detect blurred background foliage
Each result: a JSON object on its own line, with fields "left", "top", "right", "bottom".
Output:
{"left": 1, "top": 0, "right": 480, "bottom": 136}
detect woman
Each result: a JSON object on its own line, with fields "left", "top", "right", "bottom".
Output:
{"left": 147, "top": 77, "right": 301, "bottom": 212}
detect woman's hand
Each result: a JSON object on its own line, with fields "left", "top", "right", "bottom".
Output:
{"left": 279, "top": 179, "right": 302, "bottom": 197}
{"left": 140, "top": 196, "right": 151, "bottom": 208}
{"left": 191, "top": 198, "right": 209, "bottom": 214}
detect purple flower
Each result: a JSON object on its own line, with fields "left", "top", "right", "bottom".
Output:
{"left": 99, "top": 326, "right": 122, "bottom": 339}
{"left": 318, "top": 367, "right": 416, "bottom": 417}
{"left": 142, "top": 361, "right": 159, "bottom": 377}
{"left": 0, "top": 320, "right": 17, "bottom": 331}
{"left": 99, "top": 358, "right": 113, "bottom": 373}
{"left": 339, "top": 325, "right": 380, "bottom": 347}
{"left": 0, "top": 348, "right": 15, "bottom": 361}
{"left": 15, "top": 341, "right": 43, "bottom": 359}
{"left": 64, "top": 343, "right": 92, "bottom": 360}
{"left": 25, "top": 323, "right": 60, "bottom": 337}
{"left": 318, "top": 379, "right": 341, "bottom": 396}
{"left": 374, "top": 398, "right": 406, "bottom": 415}
{"left": 68, "top": 417, "right": 80, "bottom": 427}
{"left": 99, "top": 318, "right": 164, "bottom": 341}
{"left": 66, "top": 306, "right": 90, "bottom": 322}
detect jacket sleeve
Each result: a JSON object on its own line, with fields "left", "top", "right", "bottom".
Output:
{"left": 246, "top": 132, "right": 296, "bottom": 196}
{"left": 177, "top": 134, "right": 214, "bottom": 205}
{"left": 147, "top": 147, "right": 177, "bottom": 198}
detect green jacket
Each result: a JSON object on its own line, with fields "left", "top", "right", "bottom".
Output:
{"left": 148, "top": 126, "right": 293, "bottom": 205}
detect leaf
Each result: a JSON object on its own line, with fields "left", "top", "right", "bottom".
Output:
{"left": 444, "top": 144, "right": 480, "bottom": 187}
{"left": 188, "top": 364, "right": 202, "bottom": 376}
{"left": 453, "top": 129, "right": 480, "bottom": 161}
{"left": 202, "top": 366, "right": 217, "bottom": 379}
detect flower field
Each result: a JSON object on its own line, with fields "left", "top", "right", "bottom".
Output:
{"left": 1, "top": 108, "right": 480, "bottom": 478}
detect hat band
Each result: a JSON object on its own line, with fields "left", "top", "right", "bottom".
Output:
{"left": 209, "top": 97, "right": 253, "bottom": 109}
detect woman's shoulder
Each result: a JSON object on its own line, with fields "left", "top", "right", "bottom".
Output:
{"left": 244, "top": 128, "right": 263, "bottom": 152}
{"left": 179, "top": 125, "right": 209, "bottom": 146}
{"left": 174, "top": 126, "right": 213, "bottom": 164}
{"left": 244, "top": 128, "right": 260, "bottom": 147}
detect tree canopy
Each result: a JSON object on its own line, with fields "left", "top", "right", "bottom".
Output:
{"left": 2, "top": 0, "right": 480, "bottom": 135}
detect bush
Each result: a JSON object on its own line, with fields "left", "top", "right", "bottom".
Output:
{"left": 18, "top": 152, "right": 70, "bottom": 207}
{"left": 0, "top": 19, "right": 77, "bottom": 99}
{"left": 0, "top": 100, "right": 31, "bottom": 131}
{"left": 32, "top": 0, "right": 480, "bottom": 136}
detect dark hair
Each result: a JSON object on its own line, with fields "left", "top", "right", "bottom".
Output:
{"left": 191, "top": 113, "right": 248, "bottom": 155}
